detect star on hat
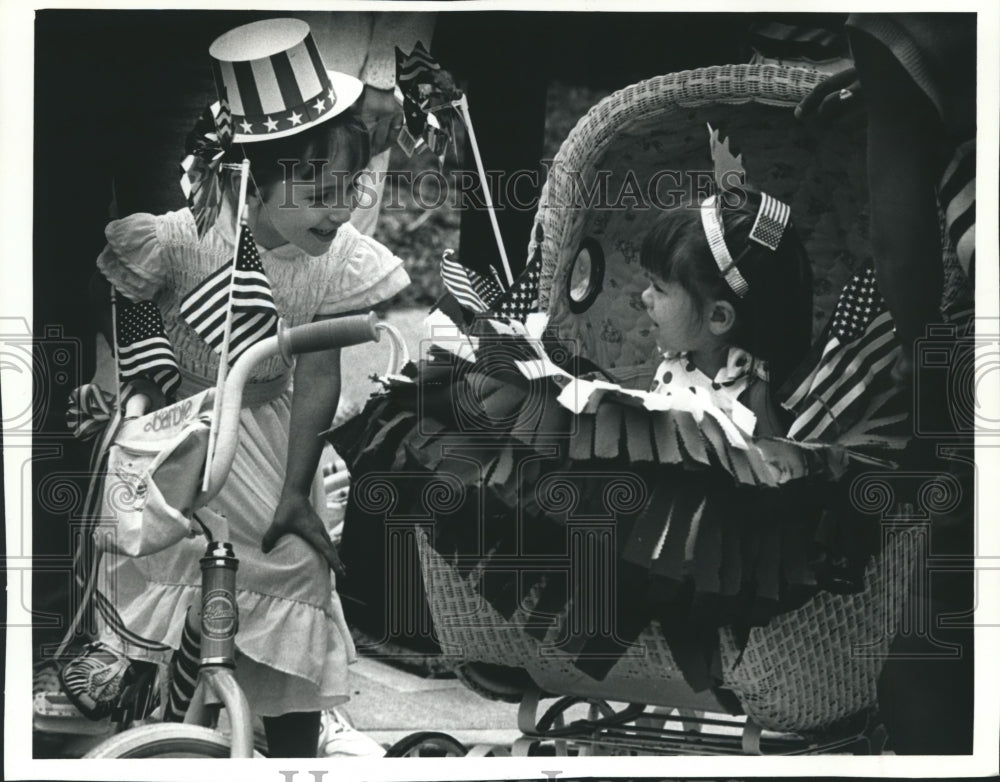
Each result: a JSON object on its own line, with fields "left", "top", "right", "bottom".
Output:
{"left": 209, "top": 18, "right": 363, "bottom": 144}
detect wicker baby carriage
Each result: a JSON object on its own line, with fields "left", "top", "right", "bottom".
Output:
{"left": 338, "top": 64, "right": 919, "bottom": 756}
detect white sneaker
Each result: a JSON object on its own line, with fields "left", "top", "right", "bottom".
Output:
{"left": 319, "top": 707, "right": 385, "bottom": 758}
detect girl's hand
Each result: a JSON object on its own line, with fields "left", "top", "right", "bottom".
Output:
{"left": 263, "top": 491, "right": 346, "bottom": 579}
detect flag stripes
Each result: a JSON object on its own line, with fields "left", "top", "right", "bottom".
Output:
{"left": 749, "top": 193, "right": 791, "bottom": 250}
{"left": 180, "top": 223, "right": 278, "bottom": 365}
{"left": 938, "top": 139, "right": 975, "bottom": 278}
{"left": 440, "top": 252, "right": 503, "bottom": 312}
{"left": 215, "top": 95, "right": 233, "bottom": 146}
{"left": 785, "top": 310, "right": 899, "bottom": 440}
{"left": 115, "top": 299, "right": 181, "bottom": 398}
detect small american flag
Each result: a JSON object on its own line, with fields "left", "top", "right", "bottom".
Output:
{"left": 783, "top": 266, "right": 899, "bottom": 441}
{"left": 179, "top": 223, "right": 278, "bottom": 365}
{"left": 749, "top": 192, "right": 791, "bottom": 251}
{"left": 490, "top": 252, "right": 541, "bottom": 323}
{"left": 115, "top": 298, "right": 181, "bottom": 398}
{"left": 440, "top": 251, "right": 503, "bottom": 313}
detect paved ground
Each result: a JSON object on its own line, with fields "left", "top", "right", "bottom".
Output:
{"left": 336, "top": 656, "right": 522, "bottom": 750}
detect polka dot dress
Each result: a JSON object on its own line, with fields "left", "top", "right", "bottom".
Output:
{"left": 649, "top": 347, "right": 768, "bottom": 435}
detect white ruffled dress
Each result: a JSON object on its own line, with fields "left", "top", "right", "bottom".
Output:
{"left": 96, "top": 207, "right": 409, "bottom": 716}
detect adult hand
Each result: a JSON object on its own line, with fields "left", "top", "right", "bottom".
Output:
{"left": 359, "top": 85, "right": 403, "bottom": 157}
{"left": 263, "top": 490, "right": 346, "bottom": 579}
{"left": 794, "top": 66, "right": 864, "bottom": 124}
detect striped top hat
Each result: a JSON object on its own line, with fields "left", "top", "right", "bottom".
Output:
{"left": 209, "top": 18, "right": 363, "bottom": 144}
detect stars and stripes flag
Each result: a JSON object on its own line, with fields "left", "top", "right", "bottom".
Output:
{"left": 782, "top": 266, "right": 900, "bottom": 441}
{"left": 179, "top": 223, "right": 278, "bottom": 365}
{"left": 749, "top": 192, "right": 791, "bottom": 251}
{"left": 440, "top": 251, "right": 503, "bottom": 313}
{"left": 440, "top": 249, "right": 541, "bottom": 323}
{"left": 115, "top": 298, "right": 181, "bottom": 398}
{"left": 489, "top": 251, "right": 541, "bottom": 323}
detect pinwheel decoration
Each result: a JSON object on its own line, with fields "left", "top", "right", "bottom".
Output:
{"left": 179, "top": 99, "right": 234, "bottom": 240}
{"left": 394, "top": 42, "right": 463, "bottom": 168}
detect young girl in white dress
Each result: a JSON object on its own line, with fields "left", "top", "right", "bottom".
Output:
{"left": 92, "top": 18, "right": 409, "bottom": 756}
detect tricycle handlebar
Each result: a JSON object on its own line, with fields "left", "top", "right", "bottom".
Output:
{"left": 203, "top": 313, "right": 383, "bottom": 502}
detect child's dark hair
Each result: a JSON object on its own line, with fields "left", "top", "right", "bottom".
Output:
{"left": 639, "top": 189, "right": 813, "bottom": 388}
{"left": 187, "top": 104, "right": 370, "bottom": 200}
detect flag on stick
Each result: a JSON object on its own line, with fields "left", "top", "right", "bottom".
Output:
{"left": 179, "top": 223, "right": 278, "bottom": 365}
{"left": 782, "top": 266, "right": 901, "bottom": 441}
{"left": 490, "top": 251, "right": 541, "bottom": 323}
{"left": 440, "top": 251, "right": 503, "bottom": 313}
{"left": 394, "top": 42, "right": 512, "bottom": 284}
{"left": 115, "top": 298, "right": 181, "bottom": 399}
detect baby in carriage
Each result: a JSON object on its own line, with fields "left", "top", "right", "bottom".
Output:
{"left": 639, "top": 186, "right": 812, "bottom": 439}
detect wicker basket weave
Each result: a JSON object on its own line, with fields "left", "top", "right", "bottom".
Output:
{"left": 418, "top": 524, "right": 917, "bottom": 733}
{"left": 414, "top": 65, "right": 915, "bottom": 736}
{"left": 528, "top": 64, "right": 870, "bottom": 386}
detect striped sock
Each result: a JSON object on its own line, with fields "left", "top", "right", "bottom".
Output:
{"left": 164, "top": 611, "right": 201, "bottom": 722}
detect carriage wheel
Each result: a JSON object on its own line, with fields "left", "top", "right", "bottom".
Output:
{"left": 452, "top": 661, "right": 535, "bottom": 703}
{"left": 384, "top": 731, "right": 468, "bottom": 757}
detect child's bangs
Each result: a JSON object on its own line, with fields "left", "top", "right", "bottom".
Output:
{"left": 300, "top": 116, "right": 370, "bottom": 180}
{"left": 242, "top": 108, "right": 370, "bottom": 193}
{"left": 640, "top": 207, "right": 706, "bottom": 291}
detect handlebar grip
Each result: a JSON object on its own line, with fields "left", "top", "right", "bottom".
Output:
{"left": 280, "top": 312, "right": 380, "bottom": 359}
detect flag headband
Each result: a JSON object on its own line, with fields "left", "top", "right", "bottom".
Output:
{"left": 749, "top": 192, "right": 792, "bottom": 251}
{"left": 704, "top": 125, "right": 792, "bottom": 296}
{"left": 701, "top": 195, "right": 750, "bottom": 298}
{"left": 700, "top": 193, "right": 791, "bottom": 298}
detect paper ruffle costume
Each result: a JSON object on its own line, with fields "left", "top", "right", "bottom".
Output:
{"left": 329, "top": 317, "right": 888, "bottom": 689}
